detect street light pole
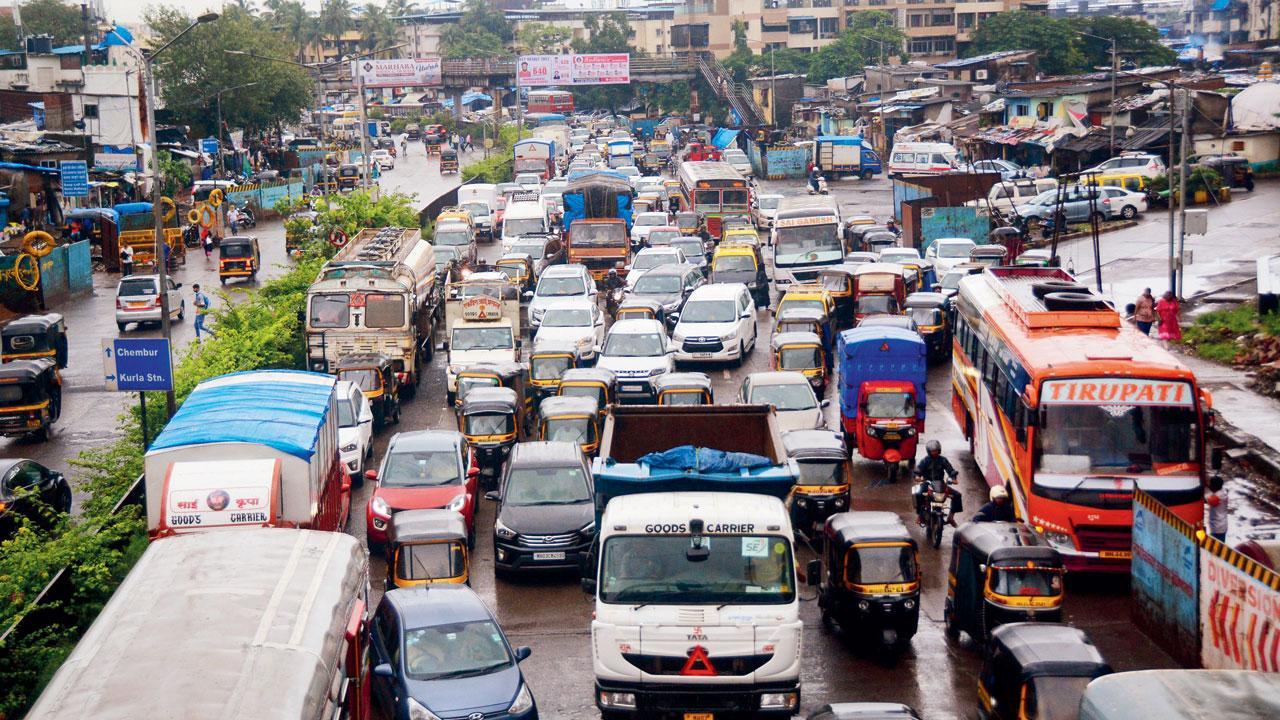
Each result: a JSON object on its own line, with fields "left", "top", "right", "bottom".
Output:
{"left": 1074, "top": 31, "right": 1118, "bottom": 152}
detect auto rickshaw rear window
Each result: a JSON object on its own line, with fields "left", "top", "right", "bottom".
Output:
{"left": 4, "top": 334, "right": 35, "bottom": 352}
{"left": 866, "top": 391, "right": 915, "bottom": 418}
{"left": 713, "top": 254, "right": 755, "bottom": 272}
{"left": 561, "top": 385, "right": 604, "bottom": 403}
{"left": 465, "top": 412, "right": 514, "bottom": 436}
{"left": 780, "top": 346, "right": 821, "bottom": 370}
{"left": 342, "top": 368, "right": 380, "bottom": 392}
{"left": 544, "top": 417, "right": 596, "bottom": 445}
{"left": 821, "top": 275, "right": 849, "bottom": 292}
{"left": 661, "top": 390, "right": 705, "bottom": 406}
{"left": 221, "top": 243, "right": 252, "bottom": 258}
{"left": 382, "top": 450, "right": 461, "bottom": 487}
{"left": 796, "top": 459, "right": 842, "bottom": 486}
{"left": 532, "top": 356, "right": 572, "bottom": 380}
{"left": 397, "top": 543, "right": 465, "bottom": 581}
{"left": 845, "top": 545, "right": 917, "bottom": 585}
{"left": 910, "top": 308, "right": 942, "bottom": 327}
{"left": 1027, "top": 675, "right": 1092, "bottom": 718}
{"left": 988, "top": 566, "right": 1063, "bottom": 597}
{"left": 310, "top": 294, "right": 350, "bottom": 328}
{"left": 856, "top": 295, "right": 899, "bottom": 315}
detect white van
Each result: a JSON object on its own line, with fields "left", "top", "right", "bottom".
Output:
{"left": 964, "top": 178, "right": 1058, "bottom": 217}
{"left": 457, "top": 183, "right": 498, "bottom": 239}
{"left": 887, "top": 141, "right": 960, "bottom": 176}
{"left": 500, "top": 200, "right": 549, "bottom": 253}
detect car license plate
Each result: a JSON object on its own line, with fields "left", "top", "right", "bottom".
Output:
{"left": 685, "top": 714, "right": 714, "bottom": 720}
{"left": 694, "top": 353, "right": 713, "bottom": 359}
{"left": 127, "top": 301, "right": 148, "bottom": 308}
{"left": 622, "top": 384, "right": 645, "bottom": 392}
{"left": 1100, "top": 550, "right": 1132, "bottom": 560}
{"left": 533, "top": 551, "right": 565, "bottom": 561}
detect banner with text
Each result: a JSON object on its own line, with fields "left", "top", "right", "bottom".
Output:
{"left": 351, "top": 57, "right": 442, "bottom": 87}
{"left": 517, "top": 54, "right": 630, "bottom": 86}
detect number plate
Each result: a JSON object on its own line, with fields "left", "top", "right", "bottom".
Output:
{"left": 128, "top": 302, "right": 149, "bottom": 308}
{"left": 882, "top": 432, "right": 901, "bottom": 440}
{"left": 622, "top": 384, "right": 645, "bottom": 392}
{"left": 533, "top": 551, "right": 566, "bottom": 561}
{"left": 684, "top": 714, "right": 714, "bottom": 720}
{"left": 1099, "top": 550, "right": 1132, "bottom": 560}
{"left": 694, "top": 353, "right": 713, "bottom": 359}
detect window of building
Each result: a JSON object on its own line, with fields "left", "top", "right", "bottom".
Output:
{"left": 82, "top": 104, "right": 99, "bottom": 119}
{"left": 931, "top": 12, "right": 953, "bottom": 25}
{"left": 819, "top": 17, "right": 839, "bottom": 36}
{"left": 958, "top": 12, "right": 974, "bottom": 28}
{"left": 814, "top": 0, "right": 833, "bottom": 7}
{"left": 910, "top": 13, "right": 924, "bottom": 26}
{"left": 1036, "top": 101, "right": 1052, "bottom": 119}
{"left": 868, "top": 0, "right": 887, "bottom": 5}
{"left": 1013, "top": 104, "right": 1029, "bottom": 117}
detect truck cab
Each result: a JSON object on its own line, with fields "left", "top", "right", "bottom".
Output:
{"left": 444, "top": 276, "right": 523, "bottom": 402}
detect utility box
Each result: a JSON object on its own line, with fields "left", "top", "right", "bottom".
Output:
{"left": 1259, "top": 254, "right": 1280, "bottom": 316}
{"left": 1184, "top": 208, "right": 1208, "bottom": 235}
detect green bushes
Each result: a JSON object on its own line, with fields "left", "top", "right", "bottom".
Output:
{"left": 1182, "top": 302, "right": 1280, "bottom": 366}
{"left": 460, "top": 123, "right": 520, "bottom": 184}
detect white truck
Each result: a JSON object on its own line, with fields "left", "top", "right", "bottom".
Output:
{"left": 585, "top": 405, "right": 803, "bottom": 719}
{"left": 771, "top": 195, "right": 844, "bottom": 287}
{"left": 443, "top": 273, "right": 523, "bottom": 403}
{"left": 305, "top": 227, "right": 440, "bottom": 391}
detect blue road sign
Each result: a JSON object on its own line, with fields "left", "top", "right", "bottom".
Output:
{"left": 102, "top": 338, "right": 173, "bottom": 392}
{"left": 201, "top": 137, "right": 219, "bottom": 154}
{"left": 61, "top": 160, "right": 88, "bottom": 198}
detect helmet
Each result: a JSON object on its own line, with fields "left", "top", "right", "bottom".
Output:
{"left": 926, "top": 439, "right": 942, "bottom": 455}
{"left": 607, "top": 268, "right": 619, "bottom": 278}
{"left": 990, "top": 485, "right": 1009, "bottom": 502}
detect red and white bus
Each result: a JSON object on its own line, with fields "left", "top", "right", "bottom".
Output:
{"left": 527, "top": 89, "right": 574, "bottom": 114}
{"left": 677, "top": 160, "right": 751, "bottom": 239}
{"left": 951, "top": 268, "right": 1211, "bottom": 572}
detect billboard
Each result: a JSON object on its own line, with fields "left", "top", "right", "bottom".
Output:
{"left": 517, "top": 53, "right": 630, "bottom": 86}
{"left": 351, "top": 57, "right": 442, "bottom": 87}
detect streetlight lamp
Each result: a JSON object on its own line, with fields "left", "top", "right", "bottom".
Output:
{"left": 1075, "top": 30, "right": 1118, "bottom": 153}
{"left": 107, "top": 10, "right": 219, "bottom": 418}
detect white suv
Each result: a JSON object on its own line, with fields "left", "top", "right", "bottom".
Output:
{"left": 1085, "top": 153, "right": 1167, "bottom": 178}
{"left": 671, "top": 283, "right": 758, "bottom": 366}
{"left": 595, "top": 318, "right": 674, "bottom": 402}
{"left": 528, "top": 264, "right": 595, "bottom": 330}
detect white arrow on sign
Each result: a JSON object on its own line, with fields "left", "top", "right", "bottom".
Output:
{"left": 101, "top": 339, "right": 119, "bottom": 392}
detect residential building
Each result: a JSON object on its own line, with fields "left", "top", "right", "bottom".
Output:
{"left": 1185, "top": 0, "right": 1280, "bottom": 48}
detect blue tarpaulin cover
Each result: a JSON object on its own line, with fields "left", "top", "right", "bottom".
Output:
{"left": 149, "top": 370, "right": 336, "bottom": 461}
{"left": 1211, "top": 0, "right": 1230, "bottom": 9}
{"left": 711, "top": 128, "right": 740, "bottom": 149}
{"left": 638, "top": 445, "right": 775, "bottom": 474}
{"left": 113, "top": 202, "right": 153, "bottom": 216}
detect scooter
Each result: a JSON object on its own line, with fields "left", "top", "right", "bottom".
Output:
{"left": 808, "top": 175, "right": 829, "bottom": 195}
{"left": 239, "top": 207, "right": 257, "bottom": 229}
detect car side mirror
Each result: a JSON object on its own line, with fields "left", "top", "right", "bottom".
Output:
{"left": 515, "top": 646, "right": 532, "bottom": 662}
{"left": 932, "top": 284, "right": 942, "bottom": 292}
{"left": 581, "top": 577, "right": 597, "bottom": 594}
{"left": 373, "top": 663, "right": 394, "bottom": 678}
{"left": 364, "top": 469, "right": 378, "bottom": 482}
{"left": 978, "top": 563, "right": 988, "bottom": 574}
{"left": 485, "top": 490, "right": 501, "bottom": 502}
{"left": 468, "top": 466, "right": 481, "bottom": 480}
{"left": 174, "top": 282, "right": 183, "bottom": 289}
{"left": 805, "top": 559, "right": 822, "bottom": 587}
{"left": 741, "top": 310, "right": 752, "bottom": 319}
{"left": 820, "top": 399, "right": 830, "bottom": 408}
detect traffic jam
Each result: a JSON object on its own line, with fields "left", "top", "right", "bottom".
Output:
{"left": 18, "top": 114, "right": 1277, "bottom": 720}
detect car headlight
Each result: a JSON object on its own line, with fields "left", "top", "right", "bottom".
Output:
{"left": 719, "top": 331, "right": 737, "bottom": 341}
{"left": 406, "top": 697, "right": 442, "bottom": 720}
{"left": 495, "top": 518, "right": 518, "bottom": 540}
{"left": 648, "top": 366, "right": 667, "bottom": 376}
{"left": 445, "top": 494, "right": 467, "bottom": 513}
{"left": 341, "top": 442, "right": 358, "bottom": 453}
{"left": 1044, "top": 531, "right": 1076, "bottom": 549}
{"left": 371, "top": 496, "right": 390, "bottom": 517}
{"left": 508, "top": 683, "right": 535, "bottom": 714}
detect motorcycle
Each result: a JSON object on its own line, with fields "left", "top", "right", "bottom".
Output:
{"left": 605, "top": 287, "right": 625, "bottom": 319}
{"left": 238, "top": 207, "right": 257, "bottom": 229}
{"left": 917, "top": 477, "right": 957, "bottom": 549}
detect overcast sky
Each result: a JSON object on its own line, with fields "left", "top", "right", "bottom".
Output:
{"left": 97, "top": 0, "right": 329, "bottom": 25}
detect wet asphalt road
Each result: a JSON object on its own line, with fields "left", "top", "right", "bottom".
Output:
{"left": 19, "top": 153, "right": 1189, "bottom": 718}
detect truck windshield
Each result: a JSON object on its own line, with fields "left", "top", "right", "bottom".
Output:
{"left": 866, "top": 391, "right": 915, "bottom": 419}
{"left": 601, "top": 535, "right": 794, "bottom": 604}
{"left": 309, "top": 294, "right": 350, "bottom": 328}
{"left": 505, "top": 218, "right": 545, "bottom": 237}
{"left": 570, "top": 223, "right": 625, "bottom": 248}
{"left": 775, "top": 223, "right": 841, "bottom": 266}
{"left": 435, "top": 228, "right": 471, "bottom": 247}
{"left": 365, "top": 294, "right": 406, "bottom": 328}
{"left": 451, "top": 327, "right": 514, "bottom": 351}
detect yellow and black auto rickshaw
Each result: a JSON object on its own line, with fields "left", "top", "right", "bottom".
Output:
{"left": 557, "top": 367, "right": 616, "bottom": 420}
{"left": 945, "top": 522, "right": 1066, "bottom": 647}
{"left": 1, "top": 313, "right": 67, "bottom": 368}
{"left": 774, "top": 306, "right": 828, "bottom": 345}
{"left": 459, "top": 386, "right": 522, "bottom": 472}
{"left": 903, "top": 292, "right": 950, "bottom": 363}
{"left": 0, "top": 358, "right": 61, "bottom": 442}
{"left": 454, "top": 362, "right": 530, "bottom": 424}
{"left": 653, "top": 372, "right": 714, "bottom": 406}
{"left": 615, "top": 297, "right": 664, "bottom": 323}
{"left": 495, "top": 253, "right": 534, "bottom": 295}
{"left": 385, "top": 509, "right": 470, "bottom": 588}
{"left": 819, "top": 265, "right": 858, "bottom": 327}
{"left": 814, "top": 511, "right": 920, "bottom": 647}
{"left": 529, "top": 341, "right": 582, "bottom": 404}
{"left": 783, "top": 430, "right": 852, "bottom": 536}
{"left": 337, "top": 163, "right": 361, "bottom": 190}
{"left": 335, "top": 353, "right": 401, "bottom": 431}
{"left": 771, "top": 331, "right": 827, "bottom": 393}
{"left": 978, "top": 623, "right": 1112, "bottom": 720}
{"left": 440, "top": 147, "right": 459, "bottom": 174}
{"left": 536, "top": 395, "right": 601, "bottom": 456}
{"left": 218, "top": 235, "right": 260, "bottom": 285}
{"left": 675, "top": 211, "right": 702, "bottom": 239}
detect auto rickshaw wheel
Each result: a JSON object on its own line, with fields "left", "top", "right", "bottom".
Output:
{"left": 944, "top": 604, "right": 960, "bottom": 640}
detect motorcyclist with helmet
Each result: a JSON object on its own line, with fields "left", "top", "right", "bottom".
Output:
{"left": 972, "top": 485, "right": 1016, "bottom": 523}
{"left": 602, "top": 264, "right": 626, "bottom": 317}
{"left": 913, "top": 439, "right": 962, "bottom": 527}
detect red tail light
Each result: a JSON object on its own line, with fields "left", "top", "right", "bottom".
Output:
{"left": 154, "top": 296, "right": 163, "bottom": 307}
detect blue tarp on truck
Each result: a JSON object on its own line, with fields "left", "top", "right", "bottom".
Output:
{"left": 562, "top": 170, "right": 634, "bottom": 231}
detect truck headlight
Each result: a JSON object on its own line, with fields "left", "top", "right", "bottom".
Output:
{"left": 599, "top": 691, "right": 636, "bottom": 709}
{"left": 760, "top": 692, "right": 798, "bottom": 710}
{"left": 508, "top": 683, "right": 534, "bottom": 714}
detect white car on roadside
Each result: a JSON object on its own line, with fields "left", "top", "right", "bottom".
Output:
{"left": 533, "top": 301, "right": 606, "bottom": 361}
{"left": 370, "top": 149, "right": 394, "bottom": 170}
{"left": 722, "top": 149, "right": 752, "bottom": 176}
{"left": 1098, "top": 186, "right": 1148, "bottom": 220}
{"left": 336, "top": 380, "right": 373, "bottom": 478}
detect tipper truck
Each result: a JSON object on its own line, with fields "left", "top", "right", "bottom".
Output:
{"left": 563, "top": 171, "right": 635, "bottom": 280}
{"left": 584, "top": 404, "right": 803, "bottom": 719}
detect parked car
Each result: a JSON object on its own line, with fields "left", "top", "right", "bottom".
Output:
{"left": 115, "top": 274, "right": 184, "bottom": 332}
{"left": 1097, "top": 185, "right": 1148, "bottom": 219}
{"left": 965, "top": 178, "right": 1059, "bottom": 218}
{"left": 738, "top": 370, "right": 828, "bottom": 432}
{"left": 369, "top": 586, "right": 537, "bottom": 720}
{"left": 754, "top": 193, "right": 784, "bottom": 229}
{"left": 1084, "top": 152, "right": 1167, "bottom": 178}
{"left": 966, "top": 158, "right": 1027, "bottom": 180}
{"left": 336, "top": 380, "right": 374, "bottom": 478}
{"left": 595, "top": 318, "right": 674, "bottom": 402}
{"left": 528, "top": 264, "right": 595, "bottom": 330}
{"left": 671, "top": 282, "right": 759, "bottom": 366}
{"left": 366, "top": 430, "right": 479, "bottom": 549}
{"left": 0, "top": 458, "right": 71, "bottom": 540}
{"left": 1017, "top": 186, "right": 1108, "bottom": 227}
{"left": 533, "top": 301, "right": 606, "bottom": 362}
{"left": 488, "top": 441, "right": 595, "bottom": 574}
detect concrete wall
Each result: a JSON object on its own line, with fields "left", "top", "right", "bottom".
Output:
{"left": 1194, "top": 133, "right": 1280, "bottom": 171}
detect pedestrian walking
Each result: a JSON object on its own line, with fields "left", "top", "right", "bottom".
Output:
{"left": 193, "top": 284, "right": 214, "bottom": 340}
{"left": 1205, "top": 475, "right": 1228, "bottom": 542}
{"left": 202, "top": 226, "right": 214, "bottom": 259}
{"left": 451, "top": 132, "right": 460, "bottom": 149}
{"left": 1155, "top": 290, "right": 1182, "bottom": 343}
{"left": 119, "top": 244, "right": 134, "bottom": 276}
{"left": 227, "top": 205, "right": 241, "bottom": 235}
{"left": 1133, "top": 287, "right": 1156, "bottom": 335}
{"left": 464, "top": 133, "right": 472, "bottom": 152}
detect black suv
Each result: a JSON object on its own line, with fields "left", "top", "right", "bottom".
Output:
{"left": 487, "top": 442, "right": 595, "bottom": 575}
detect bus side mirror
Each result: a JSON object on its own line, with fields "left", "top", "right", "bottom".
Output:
{"left": 1015, "top": 426, "right": 1026, "bottom": 444}
{"left": 805, "top": 559, "right": 822, "bottom": 587}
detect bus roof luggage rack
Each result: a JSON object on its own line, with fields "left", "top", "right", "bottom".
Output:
{"left": 984, "top": 267, "right": 1120, "bottom": 330}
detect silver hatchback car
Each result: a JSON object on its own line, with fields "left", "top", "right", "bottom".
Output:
{"left": 115, "top": 274, "right": 184, "bottom": 332}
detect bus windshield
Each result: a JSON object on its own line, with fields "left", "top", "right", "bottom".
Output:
{"left": 775, "top": 222, "right": 841, "bottom": 266}
{"left": 600, "top": 535, "right": 795, "bottom": 605}
{"left": 1035, "top": 401, "right": 1199, "bottom": 475}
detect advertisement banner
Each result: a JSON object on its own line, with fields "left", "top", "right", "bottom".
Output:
{"left": 351, "top": 57, "right": 442, "bottom": 87}
{"left": 1131, "top": 491, "right": 1200, "bottom": 667}
{"left": 1199, "top": 537, "right": 1280, "bottom": 670}
{"left": 517, "top": 53, "right": 630, "bottom": 86}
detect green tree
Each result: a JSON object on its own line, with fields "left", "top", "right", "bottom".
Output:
{"left": 320, "top": 0, "right": 354, "bottom": 43}
{"left": 517, "top": 22, "right": 571, "bottom": 54}
{"left": 968, "top": 11, "right": 1086, "bottom": 76}
{"left": 844, "top": 10, "right": 905, "bottom": 63}
{"left": 158, "top": 151, "right": 193, "bottom": 198}
{"left": 148, "top": 6, "right": 314, "bottom": 138}
{"left": 440, "top": 0, "right": 513, "bottom": 58}
{"left": 359, "top": 2, "right": 400, "bottom": 55}
{"left": 1073, "top": 16, "right": 1176, "bottom": 70}
{"left": 722, "top": 20, "right": 754, "bottom": 83}
{"left": 0, "top": 0, "right": 85, "bottom": 51}
{"left": 265, "top": 0, "right": 316, "bottom": 63}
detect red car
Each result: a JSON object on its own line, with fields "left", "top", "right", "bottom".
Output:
{"left": 365, "top": 430, "right": 479, "bottom": 549}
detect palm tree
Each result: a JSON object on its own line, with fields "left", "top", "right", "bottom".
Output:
{"left": 320, "top": 0, "right": 354, "bottom": 45}
{"left": 359, "top": 3, "right": 401, "bottom": 57}
{"left": 266, "top": 0, "right": 315, "bottom": 63}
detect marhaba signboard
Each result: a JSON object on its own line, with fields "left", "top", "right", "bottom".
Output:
{"left": 517, "top": 54, "right": 630, "bottom": 86}
{"left": 351, "top": 58, "right": 442, "bottom": 87}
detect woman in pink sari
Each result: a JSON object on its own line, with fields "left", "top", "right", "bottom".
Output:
{"left": 1155, "top": 291, "right": 1182, "bottom": 342}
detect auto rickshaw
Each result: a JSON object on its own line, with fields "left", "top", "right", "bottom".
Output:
{"left": 844, "top": 251, "right": 878, "bottom": 266}
{"left": 495, "top": 253, "right": 534, "bottom": 295}
{"left": 337, "top": 163, "right": 361, "bottom": 190}
{"left": 218, "top": 235, "right": 260, "bottom": 285}
{"left": 615, "top": 297, "right": 664, "bottom": 323}
{"left": 0, "top": 358, "right": 61, "bottom": 441}
{"left": 722, "top": 214, "right": 754, "bottom": 235}
{"left": 440, "top": 147, "right": 459, "bottom": 174}
{"left": 775, "top": 306, "right": 829, "bottom": 346}
{"left": 454, "top": 362, "right": 530, "bottom": 422}
{"left": 557, "top": 367, "right": 616, "bottom": 420}
{"left": 814, "top": 511, "right": 920, "bottom": 647}
{"left": 945, "top": 522, "right": 1066, "bottom": 647}
{"left": 385, "top": 509, "right": 470, "bottom": 588}
{"left": 903, "top": 292, "right": 950, "bottom": 362}
{"left": 459, "top": 386, "right": 521, "bottom": 472}
{"left": 977, "top": 623, "right": 1112, "bottom": 720}
{"left": 819, "top": 266, "right": 858, "bottom": 326}
{"left": 709, "top": 243, "right": 770, "bottom": 308}
{"left": 1, "top": 313, "right": 67, "bottom": 368}
{"left": 536, "top": 395, "right": 601, "bottom": 456}
{"left": 847, "top": 223, "right": 887, "bottom": 248}
{"left": 722, "top": 225, "right": 761, "bottom": 248}
{"left": 771, "top": 331, "right": 827, "bottom": 393}
{"left": 335, "top": 353, "right": 401, "bottom": 431}
{"left": 653, "top": 372, "right": 714, "bottom": 405}
{"left": 863, "top": 231, "right": 898, "bottom": 255}
{"left": 776, "top": 284, "right": 836, "bottom": 349}
{"left": 528, "top": 342, "right": 582, "bottom": 404}
{"left": 783, "top": 430, "right": 851, "bottom": 536}
{"left": 969, "top": 245, "right": 1009, "bottom": 268}
{"left": 633, "top": 196, "right": 656, "bottom": 214}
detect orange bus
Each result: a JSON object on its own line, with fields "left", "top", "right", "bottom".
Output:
{"left": 677, "top": 160, "right": 751, "bottom": 239}
{"left": 950, "top": 267, "right": 1211, "bottom": 572}
{"left": 527, "top": 89, "right": 574, "bottom": 114}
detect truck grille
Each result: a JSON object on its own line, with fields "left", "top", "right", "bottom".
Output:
{"left": 790, "top": 269, "right": 821, "bottom": 283}
{"left": 1075, "top": 525, "right": 1131, "bottom": 552}
{"left": 621, "top": 652, "right": 771, "bottom": 677}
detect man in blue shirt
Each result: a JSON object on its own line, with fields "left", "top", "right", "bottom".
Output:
{"left": 192, "top": 284, "right": 214, "bottom": 340}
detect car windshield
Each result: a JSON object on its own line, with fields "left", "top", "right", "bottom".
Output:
{"left": 542, "top": 307, "right": 592, "bottom": 327}
{"left": 779, "top": 345, "right": 821, "bottom": 370}
{"left": 910, "top": 308, "right": 942, "bottom": 327}
{"left": 681, "top": 300, "right": 737, "bottom": 323}
{"left": 649, "top": 230, "right": 680, "bottom": 245}
{"left": 634, "top": 252, "right": 679, "bottom": 272}
{"left": 671, "top": 240, "right": 703, "bottom": 260}
{"left": 775, "top": 222, "right": 842, "bottom": 266}
{"left": 603, "top": 331, "right": 665, "bottom": 357}
{"left": 435, "top": 228, "right": 471, "bottom": 247}
{"left": 600, "top": 535, "right": 795, "bottom": 604}
{"left": 381, "top": 449, "right": 460, "bottom": 487}
{"left": 633, "top": 273, "right": 681, "bottom": 294}
{"left": 714, "top": 254, "right": 756, "bottom": 272}
{"left": 450, "top": 327, "right": 514, "bottom": 351}
{"left": 511, "top": 242, "right": 545, "bottom": 259}
{"left": 881, "top": 251, "right": 917, "bottom": 264}
{"left": 856, "top": 295, "right": 899, "bottom": 315}
{"left": 337, "top": 398, "right": 357, "bottom": 427}
{"left": 796, "top": 459, "right": 842, "bottom": 486}
{"left": 636, "top": 213, "right": 668, "bottom": 226}
{"left": 846, "top": 545, "right": 917, "bottom": 585}
{"left": 403, "top": 620, "right": 512, "bottom": 680}
{"left": 505, "top": 218, "right": 545, "bottom": 237}
{"left": 538, "top": 276, "right": 587, "bottom": 297}
{"left": 571, "top": 222, "right": 625, "bottom": 247}
{"left": 750, "top": 382, "right": 816, "bottom": 410}
{"left": 937, "top": 242, "right": 975, "bottom": 258}
{"left": 866, "top": 391, "right": 915, "bottom": 418}
{"left": 465, "top": 412, "right": 513, "bottom": 436}
{"left": 118, "top": 278, "right": 158, "bottom": 296}
{"left": 758, "top": 197, "right": 781, "bottom": 210}
{"left": 989, "top": 566, "right": 1063, "bottom": 597}
{"left": 396, "top": 542, "right": 465, "bottom": 582}
{"left": 504, "top": 464, "right": 591, "bottom": 505}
